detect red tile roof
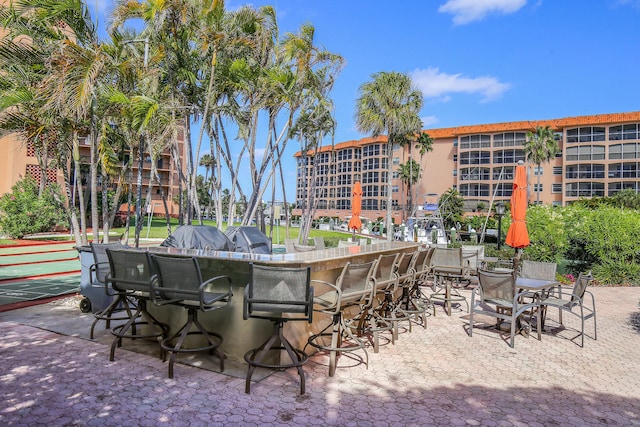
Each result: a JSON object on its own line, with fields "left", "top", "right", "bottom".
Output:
{"left": 294, "top": 111, "right": 640, "bottom": 157}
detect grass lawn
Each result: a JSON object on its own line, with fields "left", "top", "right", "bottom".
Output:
{"left": 109, "top": 218, "right": 361, "bottom": 246}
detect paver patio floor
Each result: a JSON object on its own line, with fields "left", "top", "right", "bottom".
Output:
{"left": 0, "top": 286, "right": 639, "bottom": 426}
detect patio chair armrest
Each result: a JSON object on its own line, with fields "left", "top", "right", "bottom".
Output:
{"left": 89, "top": 262, "right": 110, "bottom": 285}
{"left": 148, "top": 276, "right": 182, "bottom": 306}
{"left": 310, "top": 280, "right": 341, "bottom": 310}
{"left": 582, "top": 288, "right": 596, "bottom": 308}
{"left": 200, "top": 275, "right": 233, "bottom": 309}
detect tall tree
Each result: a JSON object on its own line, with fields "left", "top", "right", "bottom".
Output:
{"left": 355, "top": 72, "right": 423, "bottom": 241}
{"left": 397, "top": 158, "right": 420, "bottom": 216}
{"left": 524, "top": 125, "right": 559, "bottom": 204}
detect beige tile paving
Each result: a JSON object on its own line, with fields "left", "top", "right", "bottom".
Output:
{"left": 0, "top": 286, "right": 639, "bottom": 426}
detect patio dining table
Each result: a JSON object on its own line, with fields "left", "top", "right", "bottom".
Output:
{"left": 515, "top": 277, "right": 559, "bottom": 334}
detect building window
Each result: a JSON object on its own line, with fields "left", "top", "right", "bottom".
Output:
{"left": 459, "top": 183, "right": 490, "bottom": 197}
{"left": 553, "top": 166, "right": 562, "bottom": 175}
{"left": 533, "top": 184, "right": 543, "bottom": 192}
{"left": 492, "top": 166, "right": 514, "bottom": 180}
{"left": 392, "top": 171, "right": 399, "bottom": 179}
{"left": 552, "top": 183, "right": 562, "bottom": 193}
{"left": 452, "top": 169, "right": 457, "bottom": 177}
{"left": 609, "top": 143, "right": 640, "bottom": 160}
{"left": 460, "top": 134, "right": 491, "bottom": 149}
{"left": 337, "top": 149, "right": 353, "bottom": 161}
{"left": 493, "top": 132, "right": 526, "bottom": 147}
{"left": 337, "top": 162, "right": 352, "bottom": 173}
{"left": 392, "top": 185, "right": 399, "bottom": 193}
{"left": 492, "top": 183, "right": 513, "bottom": 197}
{"left": 565, "top": 145, "right": 606, "bottom": 161}
{"left": 493, "top": 149, "right": 525, "bottom": 164}
{"left": 362, "top": 144, "right": 381, "bottom": 157}
{"left": 608, "top": 181, "right": 639, "bottom": 196}
{"left": 565, "top": 164, "right": 605, "bottom": 179}
{"left": 362, "top": 158, "right": 380, "bottom": 170}
{"left": 336, "top": 199, "right": 350, "bottom": 210}
{"left": 609, "top": 124, "right": 640, "bottom": 141}
{"left": 566, "top": 126, "right": 606, "bottom": 143}
{"left": 565, "top": 182, "right": 605, "bottom": 197}
{"left": 460, "top": 151, "right": 491, "bottom": 165}
{"left": 363, "top": 185, "right": 379, "bottom": 197}
{"left": 392, "top": 157, "right": 400, "bottom": 165}
{"left": 362, "top": 199, "right": 378, "bottom": 210}
{"left": 534, "top": 166, "right": 543, "bottom": 176}
{"left": 608, "top": 162, "right": 640, "bottom": 179}
{"left": 460, "top": 167, "right": 490, "bottom": 181}
{"left": 362, "top": 171, "right": 379, "bottom": 183}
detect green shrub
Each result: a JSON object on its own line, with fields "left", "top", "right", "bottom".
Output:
{"left": 591, "top": 260, "right": 640, "bottom": 286}
{"left": 0, "top": 176, "right": 68, "bottom": 239}
{"left": 523, "top": 205, "right": 567, "bottom": 264}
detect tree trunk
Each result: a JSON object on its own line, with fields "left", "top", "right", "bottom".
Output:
{"left": 386, "top": 140, "right": 394, "bottom": 242}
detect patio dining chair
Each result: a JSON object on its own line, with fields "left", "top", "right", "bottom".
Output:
{"left": 520, "top": 260, "right": 557, "bottom": 281}
{"left": 150, "top": 254, "right": 233, "bottom": 378}
{"left": 540, "top": 271, "right": 596, "bottom": 347}
{"left": 306, "top": 260, "right": 376, "bottom": 376}
{"left": 461, "top": 245, "right": 485, "bottom": 276}
{"left": 371, "top": 253, "right": 407, "bottom": 343}
{"left": 105, "top": 248, "right": 168, "bottom": 361}
{"left": 88, "top": 242, "right": 129, "bottom": 339}
{"left": 243, "top": 264, "right": 314, "bottom": 395}
{"left": 469, "top": 269, "right": 542, "bottom": 348}
{"left": 430, "top": 247, "right": 470, "bottom": 315}
{"left": 395, "top": 250, "right": 428, "bottom": 329}
{"left": 411, "top": 247, "right": 437, "bottom": 316}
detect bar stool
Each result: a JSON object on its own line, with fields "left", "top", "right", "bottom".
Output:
{"left": 396, "top": 251, "right": 429, "bottom": 329}
{"left": 150, "top": 254, "right": 233, "bottom": 379}
{"left": 243, "top": 264, "right": 314, "bottom": 395}
{"left": 372, "top": 253, "right": 409, "bottom": 343}
{"left": 88, "top": 242, "right": 130, "bottom": 339}
{"left": 105, "top": 248, "right": 168, "bottom": 361}
{"left": 306, "top": 260, "right": 376, "bottom": 376}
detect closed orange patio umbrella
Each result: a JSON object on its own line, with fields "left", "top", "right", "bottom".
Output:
{"left": 505, "top": 162, "right": 530, "bottom": 249}
{"left": 348, "top": 181, "right": 362, "bottom": 237}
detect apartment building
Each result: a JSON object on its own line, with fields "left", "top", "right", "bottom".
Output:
{"left": 293, "top": 111, "right": 640, "bottom": 223}
{"left": 0, "top": 132, "right": 188, "bottom": 217}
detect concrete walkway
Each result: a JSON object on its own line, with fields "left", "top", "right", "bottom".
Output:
{"left": 0, "top": 286, "right": 639, "bottom": 426}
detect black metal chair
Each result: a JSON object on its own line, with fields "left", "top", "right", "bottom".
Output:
{"left": 105, "top": 248, "right": 168, "bottom": 361}
{"left": 88, "top": 242, "right": 130, "bottom": 339}
{"left": 306, "top": 260, "right": 376, "bottom": 377}
{"left": 243, "top": 264, "right": 314, "bottom": 395}
{"left": 150, "top": 254, "right": 233, "bottom": 379}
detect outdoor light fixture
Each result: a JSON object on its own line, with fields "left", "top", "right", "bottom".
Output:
{"left": 495, "top": 202, "right": 505, "bottom": 250}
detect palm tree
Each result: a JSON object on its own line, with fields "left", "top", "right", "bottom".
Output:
{"left": 524, "top": 125, "right": 559, "bottom": 204}
{"left": 396, "top": 130, "right": 433, "bottom": 219}
{"left": 397, "top": 158, "right": 420, "bottom": 217}
{"left": 355, "top": 72, "right": 423, "bottom": 242}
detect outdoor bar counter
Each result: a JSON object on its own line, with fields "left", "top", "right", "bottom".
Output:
{"left": 145, "top": 240, "right": 421, "bottom": 362}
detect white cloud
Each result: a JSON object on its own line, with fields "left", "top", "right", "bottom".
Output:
{"left": 411, "top": 67, "right": 511, "bottom": 103}
{"left": 421, "top": 116, "right": 439, "bottom": 127}
{"left": 439, "top": 0, "right": 527, "bottom": 25}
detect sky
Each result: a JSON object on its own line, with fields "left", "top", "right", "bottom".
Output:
{"left": 88, "top": 0, "right": 640, "bottom": 200}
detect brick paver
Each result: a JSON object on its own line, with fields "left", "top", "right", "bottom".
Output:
{"left": 1, "top": 286, "right": 639, "bottom": 426}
